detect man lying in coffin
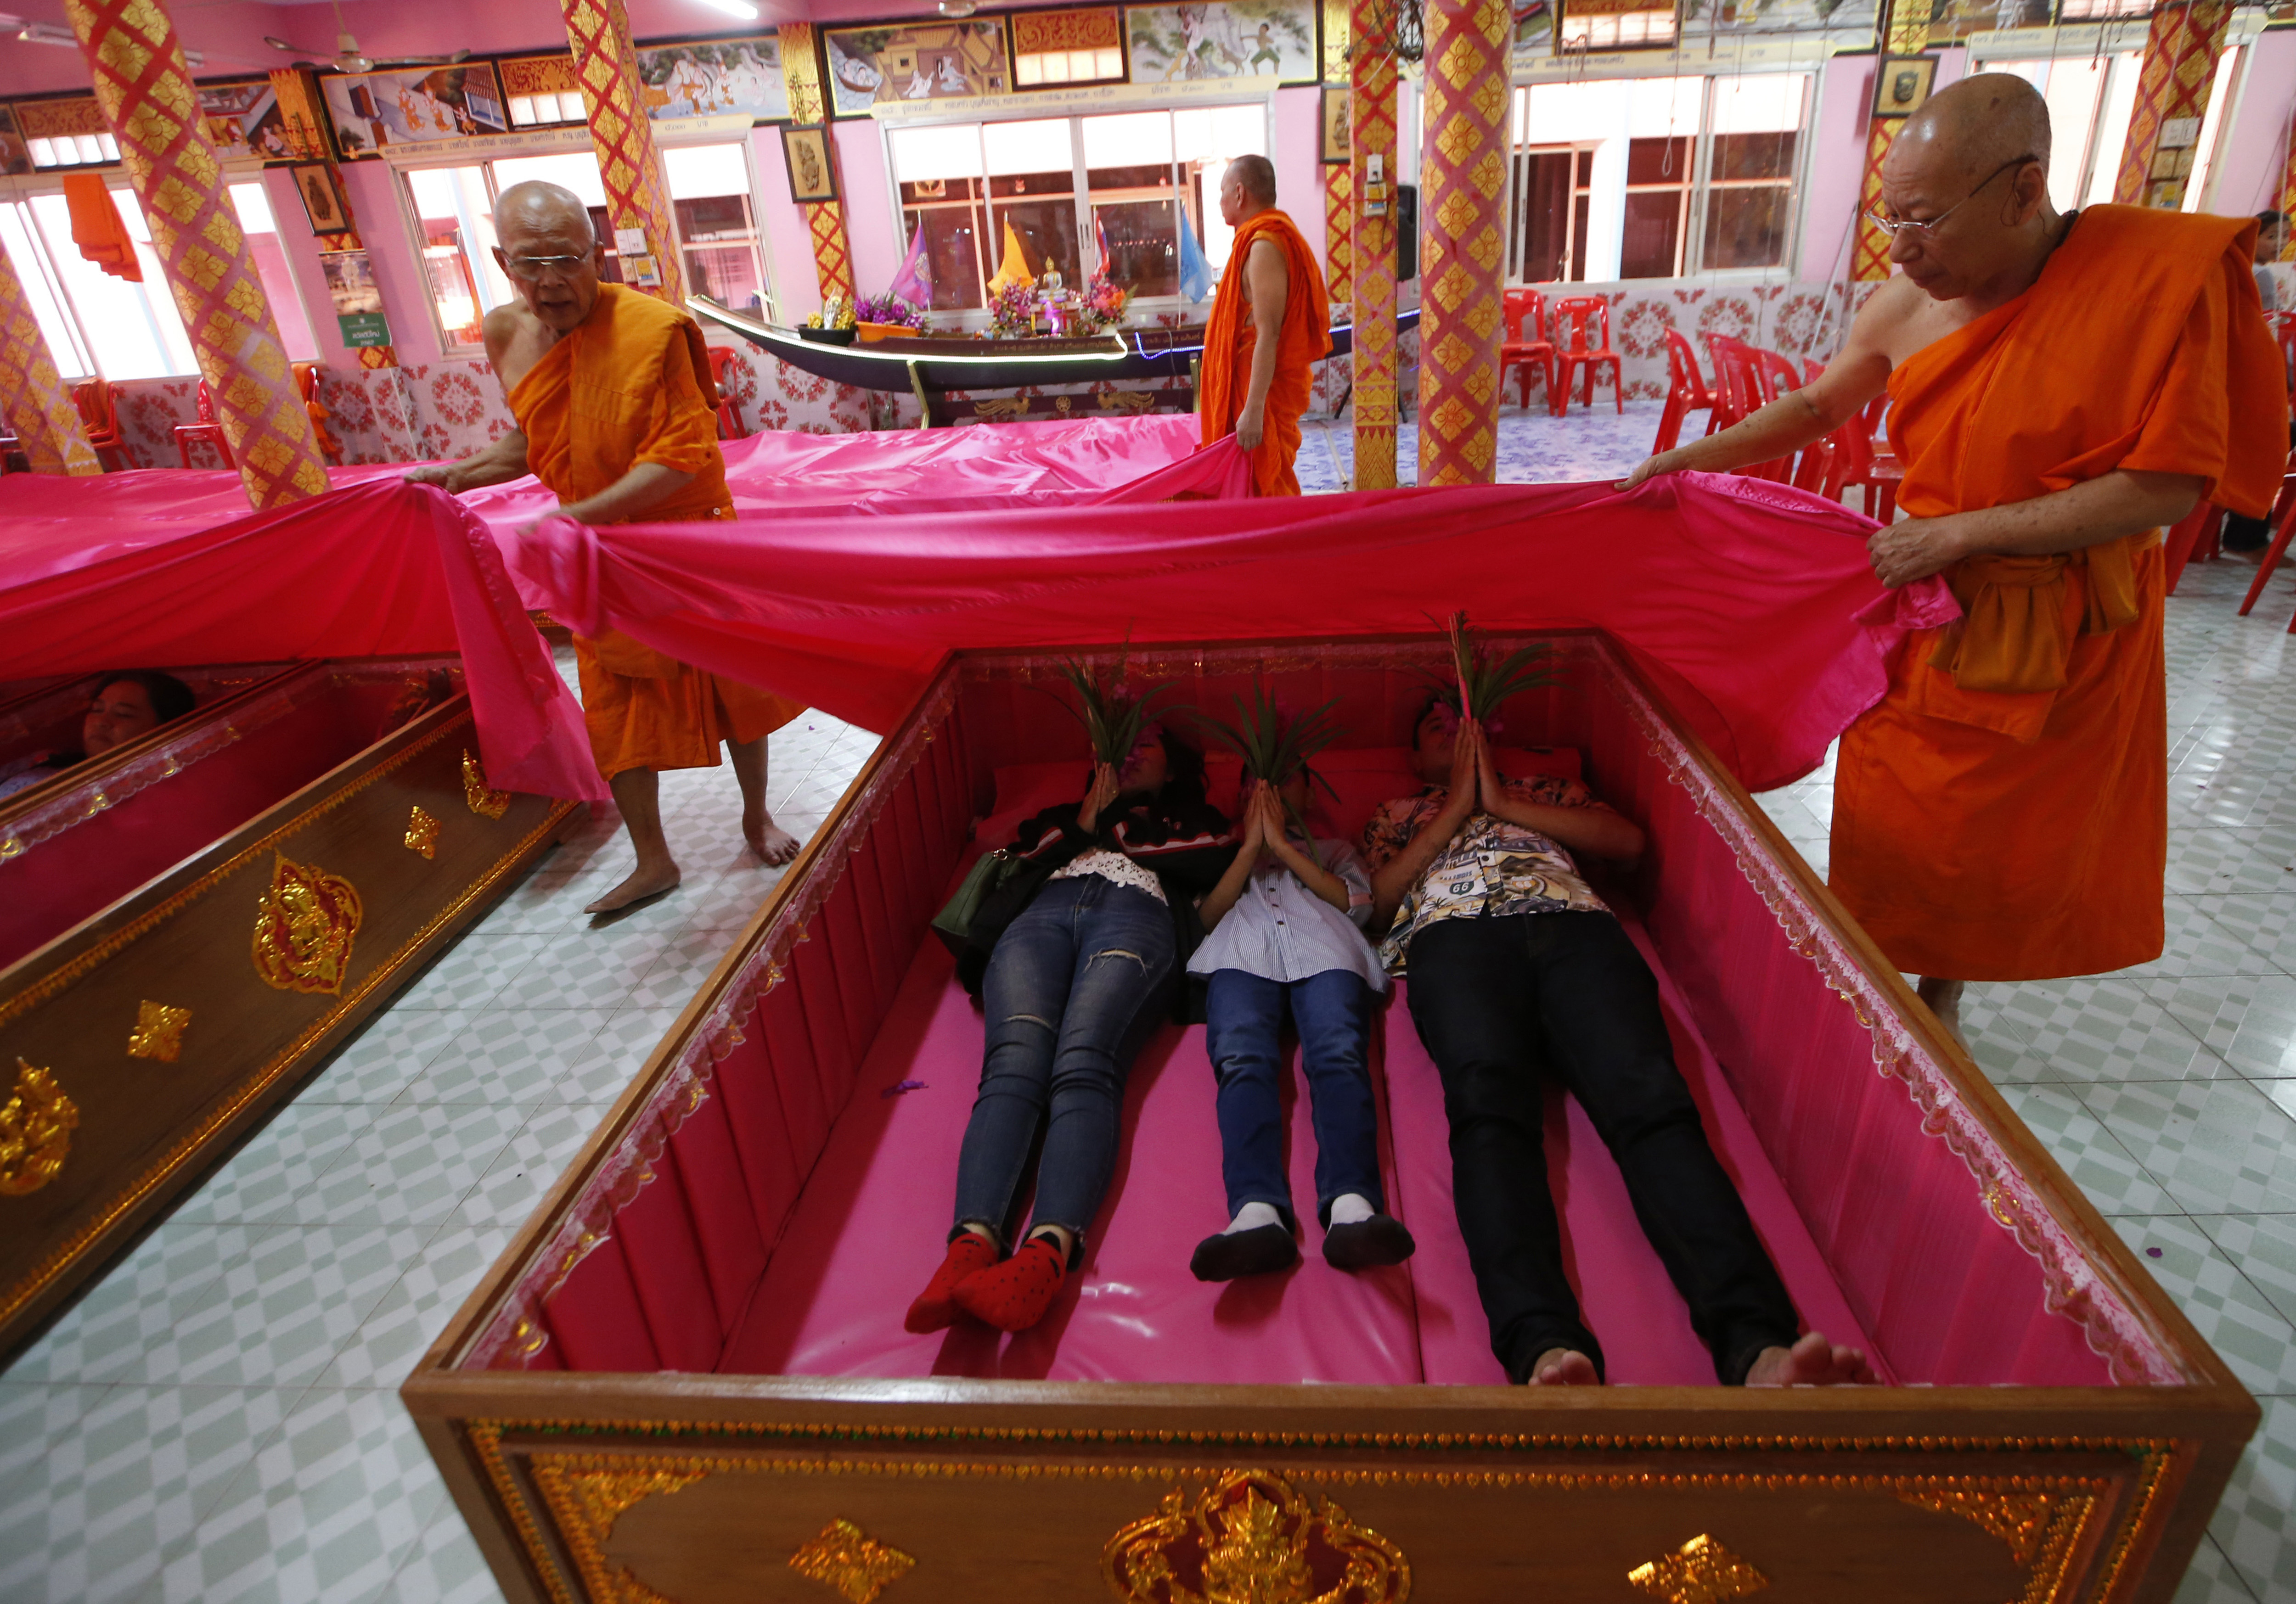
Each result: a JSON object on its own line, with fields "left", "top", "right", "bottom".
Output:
{"left": 0, "top": 670, "right": 195, "bottom": 801}
{"left": 1362, "top": 695, "right": 1874, "bottom": 1388}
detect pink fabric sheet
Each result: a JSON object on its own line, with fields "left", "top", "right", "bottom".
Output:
{"left": 510, "top": 471, "right": 1958, "bottom": 794}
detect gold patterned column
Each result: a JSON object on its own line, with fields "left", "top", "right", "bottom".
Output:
{"left": 1321, "top": 0, "right": 1353, "bottom": 306}
{"left": 778, "top": 23, "right": 857, "bottom": 304}
{"left": 2279, "top": 138, "right": 2296, "bottom": 263}
{"left": 0, "top": 245, "right": 101, "bottom": 475}
{"left": 1414, "top": 0, "right": 1509, "bottom": 487}
{"left": 266, "top": 67, "right": 394, "bottom": 368}
{"left": 64, "top": 0, "right": 328, "bottom": 507}
{"left": 561, "top": 0, "right": 686, "bottom": 305}
{"left": 1350, "top": 0, "right": 1399, "bottom": 489}
{"left": 1851, "top": 0, "right": 1931, "bottom": 281}
{"left": 2111, "top": 0, "right": 2235, "bottom": 208}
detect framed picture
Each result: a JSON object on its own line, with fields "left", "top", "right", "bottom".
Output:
{"left": 1011, "top": 7, "right": 1126, "bottom": 87}
{"left": 1321, "top": 84, "right": 1350, "bottom": 164}
{"left": 319, "top": 63, "right": 507, "bottom": 160}
{"left": 1125, "top": 1, "right": 1318, "bottom": 86}
{"left": 635, "top": 35, "right": 789, "bottom": 122}
{"left": 290, "top": 162, "right": 350, "bottom": 234}
{"left": 1871, "top": 55, "right": 1937, "bottom": 118}
{"left": 782, "top": 125, "right": 837, "bottom": 203}
{"left": 824, "top": 21, "right": 1010, "bottom": 115}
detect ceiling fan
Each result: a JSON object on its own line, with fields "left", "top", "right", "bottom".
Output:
{"left": 263, "top": 0, "right": 469, "bottom": 74}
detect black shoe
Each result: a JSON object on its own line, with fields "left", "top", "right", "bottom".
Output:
{"left": 1189, "top": 1223, "right": 1300, "bottom": 1282}
{"left": 1322, "top": 1214, "right": 1416, "bottom": 1270}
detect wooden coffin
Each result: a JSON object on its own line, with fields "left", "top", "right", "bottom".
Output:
{"left": 405, "top": 633, "right": 2254, "bottom": 1604}
{"left": 0, "top": 656, "right": 581, "bottom": 1361}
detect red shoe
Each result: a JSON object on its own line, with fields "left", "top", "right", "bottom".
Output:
{"left": 904, "top": 1232, "right": 1000, "bottom": 1333}
{"left": 952, "top": 1234, "right": 1068, "bottom": 1332}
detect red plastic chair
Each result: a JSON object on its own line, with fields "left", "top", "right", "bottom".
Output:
{"left": 1650, "top": 328, "right": 1713, "bottom": 455}
{"left": 1701, "top": 334, "right": 1761, "bottom": 434}
{"left": 1498, "top": 288, "right": 1555, "bottom": 413}
{"left": 72, "top": 377, "right": 121, "bottom": 469}
{"left": 2236, "top": 449, "right": 2296, "bottom": 618}
{"left": 1549, "top": 297, "right": 1622, "bottom": 416}
{"left": 705, "top": 346, "right": 749, "bottom": 440}
{"left": 174, "top": 379, "right": 233, "bottom": 470}
{"left": 2162, "top": 501, "right": 2224, "bottom": 594}
{"left": 1820, "top": 402, "right": 1903, "bottom": 521}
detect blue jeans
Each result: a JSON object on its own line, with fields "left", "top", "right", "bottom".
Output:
{"left": 1203, "top": 968, "right": 1383, "bottom": 1228}
{"left": 952, "top": 876, "right": 1175, "bottom": 1247}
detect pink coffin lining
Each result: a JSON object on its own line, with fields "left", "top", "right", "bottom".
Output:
{"left": 714, "top": 755, "right": 1883, "bottom": 1387}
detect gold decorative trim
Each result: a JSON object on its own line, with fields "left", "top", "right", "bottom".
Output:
{"left": 250, "top": 853, "right": 362, "bottom": 996}
{"left": 0, "top": 797, "right": 576, "bottom": 1327}
{"left": 1895, "top": 1488, "right": 2095, "bottom": 1604}
{"left": 529, "top": 1458, "right": 705, "bottom": 1604}
{"left": 460, "top": 1428, "right": 2151, "bottom": 1604}
{"left": 463, "top": 749, "right": 511, "bottom": 819}
{"left": 0, "top": 711, "right": 477, "bottom": 1035}
{"left": 1104, "top": 1469, "right": 1407, "bottom": 1604}
{"left": 1628, "top": 1533, "right": 1767, "bottom": 1602}
{"left": 404, "top": 805, "right": 439, "bottom": 859}
{"left": 791, "top": 1517, "right": 916, "bottom": 1604}
{"left": 125, "top": 999, "right": 191, "bottom": 1062}
{"left": 0, "top": 1057, "right": 76, "bottom": 1195}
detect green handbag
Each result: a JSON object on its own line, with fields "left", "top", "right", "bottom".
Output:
{"left": 931, "top": 847, "right": 1019, "bottom": 956}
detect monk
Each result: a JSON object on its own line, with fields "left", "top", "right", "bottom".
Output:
{"left": 1199, "top": 154, "right": 1330, "bottom": 495}
{"left": 410, "top": 181, "right": 805, "bottom": 914}
{"left": 1619, "top": 75, "right": 2285, "bottom": 1040}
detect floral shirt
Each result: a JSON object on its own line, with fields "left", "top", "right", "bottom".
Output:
{"left": 1360, "top": 776, "right": 1614, "bottom": 974}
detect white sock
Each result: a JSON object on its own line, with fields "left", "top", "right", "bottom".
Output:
{"left": 1328, "top": 1193, "right": 1376, "bottom": 1226}
{"left": 1223, "top": 1201, "right": 1283, "bottom": 1235}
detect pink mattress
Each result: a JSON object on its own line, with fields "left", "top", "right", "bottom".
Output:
{"left": 717, "top": 751, "right": 1882, "bottom": 1387}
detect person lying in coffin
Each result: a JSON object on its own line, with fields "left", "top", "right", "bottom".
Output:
{"left": 908, "top": 726, "right": 1235, "bottom": 1335}
{"left": 0, "top": 669, "right": 196, "bottom": 801}
{"left": 1362, "top": 696, "right": 1876, "bottom": 1388}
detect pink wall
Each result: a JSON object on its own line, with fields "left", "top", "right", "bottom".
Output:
{"left": 2213, "top": 30, "right": 2295, "bottom": 219}
{"left": 1795, "top": 55, "right": 1873, "bottom": 285}
{"left": 752, "top": 124, "right": 823, "bottom": 324}
{"left": 833, "top": 117, "right": 902, "bottom": 304}
{"left": 1272, "top": 85, "right": 1323, "bottom": 269}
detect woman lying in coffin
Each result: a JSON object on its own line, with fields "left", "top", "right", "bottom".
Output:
{"left": 0, "top": 670, "right": 195, "bottom": 801}
{"left": 907, "top": 726, "right": 1235, "bottom": 1335}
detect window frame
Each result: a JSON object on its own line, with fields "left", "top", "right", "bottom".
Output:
{"left": 1966, "top": 43, "right": 2148, "bottom": 211}
{"left": 874, "top": 92, "right": 1280, "bottom": 330}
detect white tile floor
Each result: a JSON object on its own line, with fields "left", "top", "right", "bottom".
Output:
{"left": 5, "top": 409, "right": 2296, "bottom": 1602}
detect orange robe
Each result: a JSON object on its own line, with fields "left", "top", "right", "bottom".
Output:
{"left": 1831, "top": 207, "right": 2286, "bottom": 981}
{"left": 508, "top": 283, "right": 801, "bottom": 780}
{"left": 1199, "top": 208, "right": 1331, "bottom": 496}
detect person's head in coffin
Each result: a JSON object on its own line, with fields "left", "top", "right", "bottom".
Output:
{"left": 84, "top": 670, "right": 194, "bottom": 757}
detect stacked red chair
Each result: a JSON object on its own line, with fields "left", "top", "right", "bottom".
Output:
{"left": 1651, "top": 328, "right": 1713, "bottom": 454}
{"left": 706, "top": 346, "right": 750, "bottom": 441}
{"left": 1550, "top": 296, "right": 1622, "bottom": 416}
{"left": 72, "top": 377, "right": 122, "bottom": 470}
{"left": 174, "top": 379, "right": 234, "bottom": 471}
{"left": 1499, "top": 288, "right": 1556, "bottom": 413}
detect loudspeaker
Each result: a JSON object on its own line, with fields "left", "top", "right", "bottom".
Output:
{"left": 1396, "top": 184, "right": 1418, "bottom": 281}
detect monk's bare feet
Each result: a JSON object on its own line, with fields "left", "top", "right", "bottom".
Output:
{"left": 744, "top": 803, "right": 801, "bottom": 868}
{"left": 585, "top": 862, "right": 681, "bottom": 914}
{"left": 1918, "top": 976, "right": 1969, "bottom": 1052}
{"left": 1521, "top": 1347, "right": 1600, "bottom": 1386}
{"left": 1745, "top": 1330, "right": 1876, "bottom": 1386}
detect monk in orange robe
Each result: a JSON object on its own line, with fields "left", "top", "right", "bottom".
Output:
{"left": 411, "top": 181, "right": 804, "bottom": 914}
{"left": 1199, "top": 154, "right": 1331, "bottom": 496}
{"left": 1621, "top": 75, "right": 2285, "bottom": 1039}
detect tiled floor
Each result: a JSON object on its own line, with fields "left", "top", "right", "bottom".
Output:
{"left": 7, "top": 406, "right": 2296, "bottom": 1602}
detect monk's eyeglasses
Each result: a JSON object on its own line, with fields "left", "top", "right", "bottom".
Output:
{"left": 503, "top": 253, "right": 591, "bottom": 283}
{"left": 1864, "top": 154, "right": 2037, "bottom": 242}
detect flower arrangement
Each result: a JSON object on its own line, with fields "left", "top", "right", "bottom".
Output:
{"left": 804, "top": 295, "right": 857, "bottom": 331}
{"left": 853, "top": 294, "right": 925, "bottom": 330}
{"left": 1077, "top": 275, "right": 1130, "bottom": 335}
{"left": 988, "top": 281, "right": 1040, "bottom": 339}
{"left": 1049, "top": 634, "right": 1183, "bottom": 768}
{"left": 1199, "top": 678, "right": 1343, "bottom": 846}
{"left": 1418, "top": 610, "right": 1557, "bottom": 734}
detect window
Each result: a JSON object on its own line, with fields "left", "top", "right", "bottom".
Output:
{"left": 1505, "top": 73, "right": 1803, "bottom": 284}
{"left": 886, "top": 103, "right": 1267, "bottom": 314}
{"left": 2183, "top": 45, "right": 2240, "bottom": 213}
{"left": 665, "top": 144, "right": 772, "bottom": 316}
{"left": 1980, "top": 50, "right": 2145, "bottom": 210}
{"left": 1559, "top": 0, "right": 1679, "bottom": 50}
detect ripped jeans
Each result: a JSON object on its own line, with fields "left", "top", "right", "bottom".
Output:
{"left": 953, "top": 875, "right": 1175, "bottom": 1248}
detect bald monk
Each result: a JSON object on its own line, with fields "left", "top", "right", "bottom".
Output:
{"left": 410, "top": 181, "right": 805, "bottom": 914}
{"left": 1200, "top": 153, "right": 1330, "bottom": 495}
{"left": 1620, "top": 75, "right": 2285, "bottom": 1039}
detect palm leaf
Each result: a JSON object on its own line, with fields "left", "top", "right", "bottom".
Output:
{"left": 1196, "top": 678, "right": 1345, "bottom": 859}
{"left": 1415, "top": 610, "right": 1559, "bottom": 723}
{"left": 1046, "top": 637, "right": 1185, "bottom": 767}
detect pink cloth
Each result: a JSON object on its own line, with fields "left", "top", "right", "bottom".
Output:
{"left": 0, "top": 477, "right": 605, "bottom": 802}
{"left": 510, "top": 471, "right": 1958, "bottom": 793}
